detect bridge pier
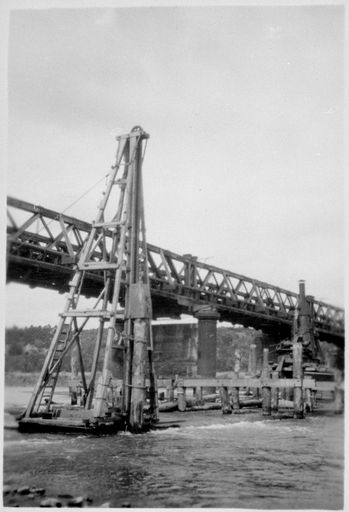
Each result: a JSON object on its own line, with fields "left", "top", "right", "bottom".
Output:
{"left": 195, "top": 309, "right": 220, "bottom": 383}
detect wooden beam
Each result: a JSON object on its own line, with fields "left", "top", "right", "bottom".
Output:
{"left": 177, "top": 377, "right": 316, "bottom": 389}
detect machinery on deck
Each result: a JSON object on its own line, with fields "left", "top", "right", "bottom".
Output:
{"left": 274, "top": 281, "right": 337, "bottom": 387}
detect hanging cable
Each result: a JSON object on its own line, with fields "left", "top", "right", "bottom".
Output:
{"left": 59, "top": 172, "right": 111, "bottom": 217}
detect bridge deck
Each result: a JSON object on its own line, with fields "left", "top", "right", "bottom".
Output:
{"left": 6, "top": 196, "right": 344, "bottom": 344}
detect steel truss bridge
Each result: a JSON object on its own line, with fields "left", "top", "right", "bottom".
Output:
{"left": 6, "top": 196, "right": 344, "bottom": 345}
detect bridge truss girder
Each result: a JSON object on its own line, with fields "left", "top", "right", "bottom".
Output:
{"left": 6, "top": 196, "right": 344, "bottom": 346}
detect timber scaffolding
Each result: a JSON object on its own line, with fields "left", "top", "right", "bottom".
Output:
{"left": 17, "top": 127, "right": 344, "bottom": 435}
{"left": 154, "top": 344, "right": 344, "bottom": 419}
{"left": 19, "top": 126, "right": 159, "bottom": 434}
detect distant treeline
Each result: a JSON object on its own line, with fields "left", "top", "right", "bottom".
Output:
{"left": 5, "top": 325, "right": 104, "bottom": 374}
{"left": 5, "top": 324, "right": 261, "bottom": 375}
{"left": 4, "top": 324, "right": 341, "bottom": 377}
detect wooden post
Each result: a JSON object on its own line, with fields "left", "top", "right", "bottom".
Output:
{"left": 129, "top": 319, "right": 147, "bottom": 432}
{"left": 220, "top": 387, "right": 232, "bottom": 415}
{"left": 177, "top": 386, "right": 186, "bottom": 412}
{"left": 122, "top": 319, "right": 133, "bottom": 416}
{"left": 262, "top": 348, "right": 271, "bottom": 416}
{"left": 234, "top": 349, "right": 241, "bottom": 375}
{"left": 334, "top": 387, "right": 344, "bottom": 414}
{"left": 148, "top": 350, "right": 159, "bottom": 422}
{"left": 231, "top": 387, "right": 240, "bottom": 411}
{"left": 247, "top": 343, "right": 257, "bottom": 397}
{"left": 195, "top": 386, "right": 203, "bottom": 404}
{"left": 293, "top": 341, "right": 304, "bottom": 419}
{"left": 262, "top": 347, "right": 269, "bottom": 378}
{"left": 166, "top": 379, "right": 175, "bottom": 401}
{"left": 271, "top": 371, "right": 279, "bottom": 414}
{"left": 147, "top": 324, "right": 159, "bottom": 422}
{"left": 304, "top": 388, "right": 312, "bottom": 413}
{"left": 249, "top": 344, "right": 257, "bottom": 376}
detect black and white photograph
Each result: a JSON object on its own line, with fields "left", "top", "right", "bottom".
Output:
{"left": 1, "top": 0, "right": 345, "bottom": 509}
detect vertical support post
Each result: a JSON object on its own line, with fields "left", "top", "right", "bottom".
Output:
{"left": 293, "top": 341, "right": 304, "bottom": 419}
{"left": 231, "top": 387, "right": 240, "bottom": 411}
{"left": 146, "top": 323, "right": 159, "bottom": 422}
{"left": 234, "top": 348, "right": 241, "bottom": 376}
{"left": 70, "top": 344, "right": 79, "bottom": 380}
{"left": 248, "top": 343, "right": 257, "bottom": 397}
{"left": 271, "top": 371, "right": 279, "bottom": 414}
{"left": 69, "top": 343, "right": 79, "bottom": 405}
{"left": 148, "top": 349, "right": 159, "bottom": 422}
{"left": 248, "top": 344, "right": 257, "bottom": 376}
{"left": 166, "top": 379, "right": 175, "bottom": 401}
{"left": 111, "top": 321, "right": 124, "bottom": 378}
{"left": 177, "top": 386, "right": 186, "bottom": 412}
{"left": 195, "top": 386, "right": 203, "bottom": 404}
{"left": 195, "top": 309, "right": 220, "bottom": 393}
{"left": 220, "top": 387, "right": 232, "bottom": 415}
{"left": 304, "top": 388, "right": 312, "bottom": 413}
{"left": 262, "top": 348, "right": 271, "bottom": 416}
{"left": 129, "top": 319, "right": 148, "bottom": 432}
{"left": 334, "top": 386, "right": 344, "bottom": 414}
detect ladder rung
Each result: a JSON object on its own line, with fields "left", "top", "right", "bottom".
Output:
{"left": 62, "top": 310, "right": 112, "bottom": 318}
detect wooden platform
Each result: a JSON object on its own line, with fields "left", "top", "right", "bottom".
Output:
{"left": 18, "top": 414, "right": 125, "bottom": 435}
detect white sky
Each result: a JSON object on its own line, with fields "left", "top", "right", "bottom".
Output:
{"left": 3, "top": 3, "right": 345, "bottom": 327}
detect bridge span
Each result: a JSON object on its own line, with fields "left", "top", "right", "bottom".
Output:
{"left": 6, "top": 196, "right": 344, "bottom": 345}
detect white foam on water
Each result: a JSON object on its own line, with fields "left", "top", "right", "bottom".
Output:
{"left": 4, "top": 437, "right": 65, "bottom": 448}
{"left": 149, "top": 419, "right": 312, "bottom": 436}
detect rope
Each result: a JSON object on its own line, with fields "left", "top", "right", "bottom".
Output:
{"left": 10, "top": 132, "right": 148, "bottom": 255}
{"left": 59, "top": 172, "right": 110, "bottom": 217}
{"left": 9, "top": 171, "right": 111, "bottom": 253}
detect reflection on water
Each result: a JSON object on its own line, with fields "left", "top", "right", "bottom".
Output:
{"left": 3, "top": 388, "right": 344, "bottom": 509}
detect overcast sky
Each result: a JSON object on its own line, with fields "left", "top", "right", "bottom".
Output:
{"left": 4, "top": 4, "right": 344, "bottom": 327}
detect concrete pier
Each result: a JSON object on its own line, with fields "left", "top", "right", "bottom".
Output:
{"left": 195, "top": 309, "right": 220, "bottom": 378}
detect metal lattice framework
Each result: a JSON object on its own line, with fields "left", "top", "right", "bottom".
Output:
{"left": 7, "top": 196, "right": 344, "bottom": 344}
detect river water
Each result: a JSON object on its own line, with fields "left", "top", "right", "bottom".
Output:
{"left": 3, "top": 387, "right": 344, "bottom": 509}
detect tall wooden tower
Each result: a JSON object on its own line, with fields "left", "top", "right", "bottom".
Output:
{"left": 20, "top": 126, "right": 158, "bottom": 433}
